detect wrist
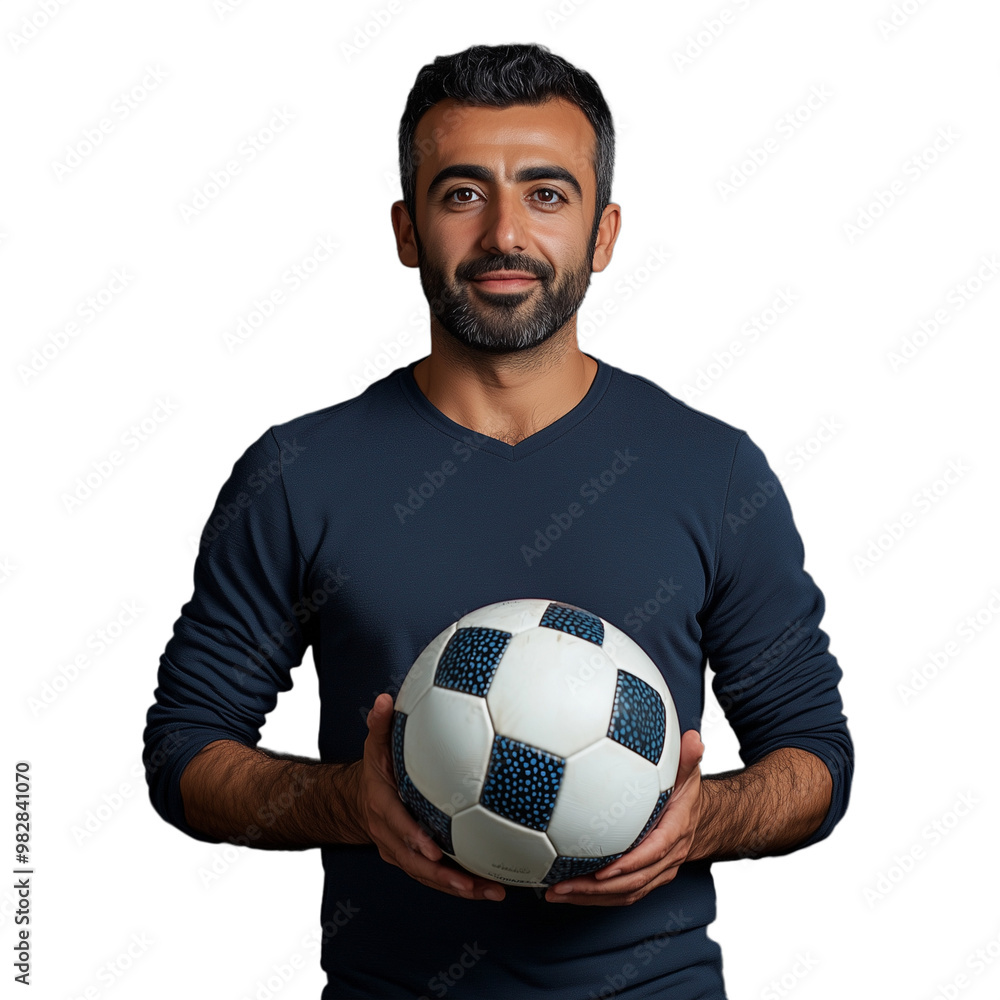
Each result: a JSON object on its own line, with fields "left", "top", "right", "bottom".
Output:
{"left": 685, "top": 776, "right": 718, "bottom": 863}
{"left": 339, "top": 759, "right": 372, "bottom": 846}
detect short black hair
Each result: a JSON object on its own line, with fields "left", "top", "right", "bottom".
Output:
{"left": 398, "top": 43, "right": 615, "bottom": 250}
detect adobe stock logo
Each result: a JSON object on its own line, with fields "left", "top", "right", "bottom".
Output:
{"left": 725, "top": 478, "right": 779, "bottom": 534}
{"left": 521, "top": 449, "right": 639, "bottom": 566}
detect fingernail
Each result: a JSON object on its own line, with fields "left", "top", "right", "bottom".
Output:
{"left": 484, "top": 888, "right": 504, "bottom": 901}
{"left": 553, "top": 882, "right": 573, "bottom": 894}
{"left": 602, "top": 869, "right": 622, "bottom": 879}
{"left": 449, "top": 878, "right": 466, "bottom": 892}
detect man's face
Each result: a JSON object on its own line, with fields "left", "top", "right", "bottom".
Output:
{"left": 402, "top": 97, "right": 605, "bottom": 355}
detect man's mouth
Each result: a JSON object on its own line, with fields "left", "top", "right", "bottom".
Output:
{"left": 470, "top": 271, "right": 540, "bottom": 291}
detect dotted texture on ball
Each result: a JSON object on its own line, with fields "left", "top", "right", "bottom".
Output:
{"left": 539, "top": 603, "right": 604, "bottom": 646}
{"left": 627, "top": 789, "right": 672, "bottom": 852}
{"left": 607, "top": 670, "right": 666, "bottom": 763}
{"left": 390, "top": 711, "right": 407, "bottom": 786}
{"left": 398, "top": 775, "right": 454, "bottom": 855}
{"left": 434, "top": 627, "right": 512, "bottom": 697}
{"left": 542, "top": 852, "right": 625, "bottom": 885}
{"left": 480, "top": 736, "right": 565, "bottom": 832}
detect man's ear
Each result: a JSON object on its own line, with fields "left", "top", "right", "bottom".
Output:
{"left": 591, "top": 202, "right": 622, "bottom": 274}
{"left": 391, "top": 200, "right": 420, "bottom": 269}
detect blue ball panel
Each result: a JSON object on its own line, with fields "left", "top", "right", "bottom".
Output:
{"left": 434, "top": 626, "right": 512, "bottom": 697}
{"left": 627, "top": 788, "right": 672, "bottom": 852}
{"left": 539, "top": 602, "right": 604, "bottom": 646}
{"left": 390, "top": 710, "right": 407, "bottom": 786}
{"left": 480, "top": 736, "right": 565, "bottom": 832}
{"left": 398, "top": 774, "right": 454, "bottom": 855}
{"left": 607, "top": 669, "right": 666, "bottom": 763}
{"left": 542, "top": 852, "right": 624, "bottom": 885}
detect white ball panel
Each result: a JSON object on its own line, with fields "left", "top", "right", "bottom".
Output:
{"left": 451, "top": 806, "right": 557, "bottom": 886}
{"left": 456, "top": 598, "right": 552, "bottom": 635}
{"left": 403, "top": 687, "right": 493, "bottom": 816}
{"left": 547, "top": 738, "right": 661, "bottom": 857}
{"left": 486, "top": 627, "right": 619, "bottom": 758}
{"left": 395, "top": 621, "right": 457, "bottom": 714}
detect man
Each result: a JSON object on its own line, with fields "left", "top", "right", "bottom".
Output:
{"left": 144, "top": 42, "right": 852, "bottom": 999}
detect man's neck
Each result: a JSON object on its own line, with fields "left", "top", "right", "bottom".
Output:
{"left": 411, "top": 329, "right": 598, "bottom": 447}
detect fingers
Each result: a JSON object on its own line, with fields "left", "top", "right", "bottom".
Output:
{"left": 363, "top": 692, "right": 506, "bottom": 901}
{"left": 548, "top": 866, "right": 679, "bottom": 906}
{"left": 372, "top": 785, "right": 505, "bottom": 900}
{"left": 368, "top": 766, "right": 504, "bottom": 901}
{"left": 401, "top": 849, "right": 506, "bottom": 901}
{"left": 674, "top": 729, "right": 705, "bottom": 788}
{"left": 365, "top": 694, "right": 397, "bottom": 781}
{"left": 384, "top": 811, "right": 504, "bottom": 900}
{"left": 548, "top": 850, "right": 685, "bottom": 905}
{"left": 366, "top": 693, "right": 394, "bottom": 733}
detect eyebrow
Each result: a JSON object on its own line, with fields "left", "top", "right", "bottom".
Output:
{"left": 425, "top": 163, "right": 583, "bottom": 201}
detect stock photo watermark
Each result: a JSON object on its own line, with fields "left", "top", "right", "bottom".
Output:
{"left": 72, "top": 733, "right": 186, "bottom": 846}
{"left": 877, "top": 0, "right": 936, "bottom": 40}
{"left": 776, "top": 416, "right": 843, "bottom": 481}
{"left": 235, "top": 907, "right": 361, "bottom": 1000}
{"left": 61, "top": 398, "right": 179, "bottom": 513}
{"left": 8, "top": 0, "right": 75, "bottom": 52}
{"left": 67, "top": 932, "right": 153, "bottom": 998}
{"left": 863, "top": 789, "right": 978, "bottom": 908}
{"left": 886, "top": 254, "right": 998, "bottom": 371}
{"left": 671, "top": 0, "right": 759, "bottom": 72}
{"left": 51, "top": 66, "right": 169, "bottom": 180}
{"left": 232, "top": 563, "right": 350, "bottom": 690}
{"left": 843, "top": 126, "right": 959, "bottom": 244}
{"left": 18, "top": 268, "right": 134, "bottom": 385}
{"left": 178, "top": 107, "right": 295, "bottom": 223}
{"left": 896, "top": 587, "right": 1000, "bottom": 706}
{"left": 520, "top": 449, "right": 640, "bottom": 566}
{"left": 29, "top": 601, "right": 143, "bottom": 716}
{"left": 393, "top": 432, "right": 492, "bottom": 525}
{"left": 760, "top": 951, "right": 818, "bottom": 1000}
{"left": 623, "top": 578, "right": 682, "bottom": 635}
{"left": 853, "top": 459, "right": 970, "bottom": 574}
{"left": 340, "top": 0, "right": 410, "bottom": 63}
{"left": 223, "top": 236, "right": 338, "bottom": 351}
{"left": 679, "top": 288, "right": 796, "bottom": 402}
{"left": 929, "top": 924, "right": 1000, "bottom": 1000}
{"left": 716, "top": 85, "right": 834, "bottom": 202}
{"left": 417, "top": 942, "right": 488, "bottom": 999}
{"left": 189, "top": 437, "right": 306, "bottom": 554}
{"left": 578, "top": 246, "right": 671, "bottom": 345}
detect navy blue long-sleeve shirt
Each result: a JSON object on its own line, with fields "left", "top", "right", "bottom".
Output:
{"left": 144, "top": 353, "right": 852, "bottom": 999}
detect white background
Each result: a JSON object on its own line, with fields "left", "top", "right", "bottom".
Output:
{"left": 4, "top": 0, "right": 1000, "bottom": 997}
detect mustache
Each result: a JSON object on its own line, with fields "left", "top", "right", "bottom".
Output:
{"left": 457, "top": 255, "right": 553, "bottom": 282}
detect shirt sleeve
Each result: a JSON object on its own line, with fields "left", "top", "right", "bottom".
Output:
{"left": 143, "top": 427, "right": 312, "bottom": 843}
{"left": 699, "top": 432, "right": 853, "bottom": 854}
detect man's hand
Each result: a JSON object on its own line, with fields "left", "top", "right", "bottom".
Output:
{"left": 543, "top": 729, "right": 706, "bottom": 906}
{"left": 356, "top": 693, "right": 507, "bottom": 903}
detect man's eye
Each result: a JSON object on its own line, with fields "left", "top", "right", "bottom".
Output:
{"left": 447, "top": 188, "right": 481, "bottom": 203}
{"left": 445, "top": 188, "right": 565, "bottom": 205}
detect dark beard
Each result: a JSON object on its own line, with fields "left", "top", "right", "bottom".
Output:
{"left": 416, "top": 238, "right": 595, "bottom": 355}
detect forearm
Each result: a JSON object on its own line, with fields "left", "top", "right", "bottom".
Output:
{"left": 179, "top": 739, "right": 370, "bottom": 849}
{"left": 687, "top": 746, "right": 832, "bottom": 862}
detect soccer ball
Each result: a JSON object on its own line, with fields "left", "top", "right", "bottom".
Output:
{"left": 390, "top": 599, "right": 681, "bottom": 887}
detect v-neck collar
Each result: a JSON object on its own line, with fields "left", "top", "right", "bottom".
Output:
{"left": 398, "top": 352, "right": 612, "bottom": 462}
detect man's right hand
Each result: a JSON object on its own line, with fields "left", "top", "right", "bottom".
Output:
{"left": 354, "top": 692, "right": 506, "bottom": 902}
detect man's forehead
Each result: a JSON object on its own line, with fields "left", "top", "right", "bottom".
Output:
{"left": 413, "top": 97, "right": 596, "bottom": 183}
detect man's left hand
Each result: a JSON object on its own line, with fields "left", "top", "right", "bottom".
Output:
{"left": 544, "top": 729, "right": 705, "bottom": 906}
